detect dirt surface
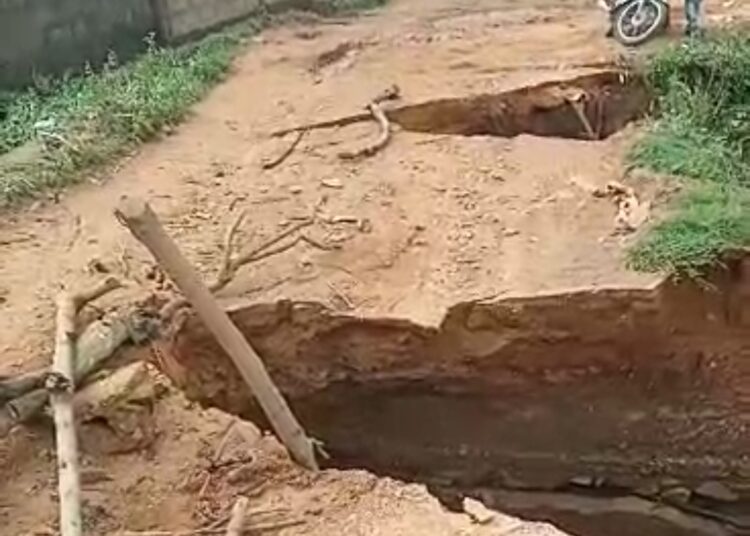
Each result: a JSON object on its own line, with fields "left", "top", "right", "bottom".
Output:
{"left": 2, "top": 0, "right": 750, "bottom": 534}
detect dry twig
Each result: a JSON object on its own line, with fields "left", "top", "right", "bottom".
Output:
{"left": 338, "top": 101, "right": 391, "bottom": 160}
{"left": 215, "top": 211, "right": 248, "bottom": 291}
{"left": 566, "top": 97, "right": 597, "bottom": 140}
{"left": 116, "top": 198, "right": 318, "bottom": 470}
{"left": 261, "top": 130, "right": 306, "bottom": 170}
{"left": 215, "top": 218, "right": 315, "bottom": 292}
{"left": 159, "top": 217, "right": 327, "bottom": 321}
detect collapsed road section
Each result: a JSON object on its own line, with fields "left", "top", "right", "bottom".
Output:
{"left": 156, "top": 258, "right": 750, "bottom": 536}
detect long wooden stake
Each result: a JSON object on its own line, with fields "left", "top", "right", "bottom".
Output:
{"left": 52, "top": 290, "right": 82, "bottom": 536}
{"left": 50, "top": 276, "right": 121, "bottom": 536}
{"left": 114, "top": 197, "right": 318, "bottom": 470}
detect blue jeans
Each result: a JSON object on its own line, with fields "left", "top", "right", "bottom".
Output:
{"left": 685, "top": 0, "right": 702, "bottom": 33}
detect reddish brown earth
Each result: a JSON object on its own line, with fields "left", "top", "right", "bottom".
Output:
{"left": 1, "top": 0, "right": 750, "bottom": 534}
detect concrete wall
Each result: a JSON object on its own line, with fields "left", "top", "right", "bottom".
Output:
{"left": 0, "top": 0, "right": 157, "bottom": 88}
{"left": 156, "top": 0, "right": 263, "bottom": 42}
{"left": 0, "top": 0, "right": 307, "bottom": 88}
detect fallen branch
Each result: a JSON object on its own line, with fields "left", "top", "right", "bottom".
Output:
{"left": 225, "top": 497, "right": 249, "bottom": 536}
{"left": 272, "top": 111, "right": 372, "bottom": 138}
{"left": 51, "top": 276, "right": 121, "bottom": 536}
{"left": 0, "top": 309, "right": 155, "bottom": 437}
{"left": 214, "top": 211, "right": 248, "bottom": 291}
{"left": 566, "top": 97, "right": 597, "bottom": 140}
{"left": 372, "top": 84, "right": 401, "bottom": 104}
{"left": 160, "top": 218, "right": 322, "bottom": 320}
{"left": 116, "top": 197, "right": 318, "bottom": 470}
{"left": 0, "top": 372, "right": 47, "bottom": 402}
{"left": 214, "top": 218, "right": 314, "bottom": 293}
{"left": 338, "top": 101, "right": 391, "bottom": 160}
{"left": 261, "top": 130, "right": 306, "bottom": 170}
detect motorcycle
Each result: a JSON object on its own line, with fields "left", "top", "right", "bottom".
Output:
{"left": 600, "top": 0, "right": 670, "bottom": 46}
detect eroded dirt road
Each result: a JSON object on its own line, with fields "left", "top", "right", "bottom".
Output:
{"left": 1, "top": 0, "right": 748, "bottom": 534}
{"left": 0, "top": 0, "right": 657, "bottom": 372}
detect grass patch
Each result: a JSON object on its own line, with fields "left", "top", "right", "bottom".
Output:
{"left": 310, "top": 0, "right": 388, "bottom": 13}
{"left": 0, "top": 0, "right": 390, "bottom": 208}
{"left": 628, "top": 32, "right": 750, "bottom": 275}
{"left": 0, "top": 32, "right": 241, "bottom": 206}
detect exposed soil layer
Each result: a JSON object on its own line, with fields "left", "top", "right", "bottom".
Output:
{"left": 276, "top": 70, "right": 651, "bottom": 140}
{"left": 157, "top": 257, "right": 750, "bottom": 536}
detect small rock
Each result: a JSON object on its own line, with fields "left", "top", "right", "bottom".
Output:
{"left": 661, "top": 486, "right": 692, "bottom": 504}
{"left": 503, "top": 228, "right": 520, "bottom": 237}
{"left": 321, "top": 178, "right": 343, "bottom": 189}
{"left": 695, "top": 481, "right": 739, "bottom": 503}
{"left": 289, "top": 185, "right": 303, "bottom": 194}
{"left": 569, "top": 475, "right": 595, "bottom": 488}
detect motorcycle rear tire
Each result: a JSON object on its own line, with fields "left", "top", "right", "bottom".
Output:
{"left": 612, "top": 0, "right": 668, "bottom": 47}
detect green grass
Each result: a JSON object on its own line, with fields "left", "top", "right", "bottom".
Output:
{"left": 307, "top": 0, "right": 388, "bottom": 14}
{"left": 0, "top": 32, "right": 241, "bottom": 206}
{"left": 628, "top": 32, "right": 750, "bottom": 275}
{"left": 0, "top": 0, "right": 389, "bottom": 208}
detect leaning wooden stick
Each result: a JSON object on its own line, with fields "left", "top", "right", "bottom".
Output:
{"left": 115, "top": 197, "right": 318, "bottom": 470}
{"left": 261, "top": 129, "right": 306, "bottom": 170}
{"left": 50, "top": 276, "right": 121, "bottom": 536}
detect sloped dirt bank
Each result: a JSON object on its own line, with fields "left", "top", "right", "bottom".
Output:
{"left": 153, "top": 258, "right": 750, "bottom": 536}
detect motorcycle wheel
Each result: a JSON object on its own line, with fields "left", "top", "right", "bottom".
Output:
{"left": 612, "top": 0, "right": 668, "bottom": 47}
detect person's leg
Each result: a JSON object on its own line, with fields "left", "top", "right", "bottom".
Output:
{"left": 684, "top": 0, "right": 702, "bottom": 36}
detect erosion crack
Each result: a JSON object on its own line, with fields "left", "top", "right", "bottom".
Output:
{"left": 274, "top": 70, "right": 651, "bottom": 141}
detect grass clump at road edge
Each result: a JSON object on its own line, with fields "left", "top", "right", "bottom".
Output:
{"left": 0, "top": 32, "right": 240, "bottom": 207}
{"left": 628, "top": 33, "right": 750, "bottom": 276}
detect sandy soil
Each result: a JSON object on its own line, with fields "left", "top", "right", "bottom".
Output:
{"left": 1, "top": 0, "right": 749, "bottom": 534}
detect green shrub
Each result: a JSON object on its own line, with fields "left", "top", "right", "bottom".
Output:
{"left": 629, "top": 32, "right": 750, "bottom": 274}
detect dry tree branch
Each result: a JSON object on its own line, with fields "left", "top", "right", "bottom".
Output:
{"left": 338, "top": 101, "right": 391, "bottom": 160}
{"left": 116, "top": 198, "right": 318, "bottom": 470}
{"left": 372, "top": 84, "right": 401, "bottom": 104}
{"left": 159, "top": 215, "right": 332, "bottom": 322}
{"left": 0, "top": 372, "right": 47, "bottom": 402}
{"left": 566, "top": 97, "right": 597, "bottom": 141}
{"left": 261, "top": 129, "right": 306, "bottom": 170}
{"left": 214, "top": 211, "right": 248, "bottom": 291}
{"left": 217, "top": 218, "right": 315, "bottom": 292}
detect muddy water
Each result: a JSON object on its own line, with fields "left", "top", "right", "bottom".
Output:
{"left": 156, "top": 258, "right": 750, "bottom": 536}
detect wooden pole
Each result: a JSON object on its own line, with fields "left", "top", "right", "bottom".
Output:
{"left": 51, "top": 290, "right": 83, "bottom": 536}
{"left": 50, "top": 276, "right": 121, "bottom": 536}
{"left": 114, "top": 197, "right": 318, "bottom": 470}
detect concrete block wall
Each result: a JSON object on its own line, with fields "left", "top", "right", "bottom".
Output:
{"left": 0, "top": 0, "right": 320, "bottom": 88}
{"left": 156, "top": 0, "right": 264, "bottom": 42}
{"left": 0, "top": 0, "right": 157, "bottom": 88}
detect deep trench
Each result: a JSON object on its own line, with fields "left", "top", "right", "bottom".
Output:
{"left": 275, "top": 70, "right": 652, "bottom": 141}
{"left": 154, "top": 258, "right": 750, "bottom": 536}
